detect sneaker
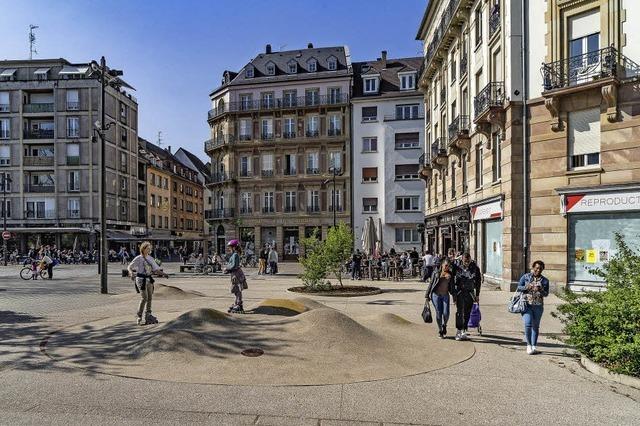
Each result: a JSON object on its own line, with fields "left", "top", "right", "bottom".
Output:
{"left": 136, "top": 316, "right": 143, "bottom": 326}
{"left": 442, "top": 326, "right": 447, "bottom": 337}
{"left": 531, "top": 346, "right": 540, "bottom": 355}
{"left": 460, "top": 331, "right": 469, "bottom": 341}
{"left": 526, "top": 345, "right": 533, "bottom": 355}
{"left": 455, "top": 330, "right": 462, "bottom": 341}
{"left": 438, "top": 330, "right": 444, "bottom": 339}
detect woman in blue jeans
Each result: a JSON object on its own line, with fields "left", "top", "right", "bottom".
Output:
{"left": 517, "top": 260, "right": 550, "bottom": 355}
{"left": 426, "top": 259, "right": 453, "bottom": 338}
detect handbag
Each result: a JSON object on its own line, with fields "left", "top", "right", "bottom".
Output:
{"left": 421, "top": 300, "right": 433, "bottom": 323}
{"left": 508, "top": 291, "right": 527, "bottom": 314}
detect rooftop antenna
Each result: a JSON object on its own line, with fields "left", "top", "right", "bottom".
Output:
{"left": 29, "top": 25, "right": 39, "bottom": 59}
{"left": 157, "top": 131, "right": 163, "bottom": 148}
{"left": 279, "top": 44, "right": 287, "bottom": 51}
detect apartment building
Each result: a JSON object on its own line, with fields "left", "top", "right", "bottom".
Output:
{"left": 139, "top": 139, "right": 205, "bottom": 252}
{"left": 351, "top": 53, "right": 425, "bottom": 252}
{"left": 174, "top": 147, "right": 212, "bottom": 241}
{"left": 416, "top": 0, "right": 527, "bottom": 289}
{"left": 0, "top": 58, "right": 140, "bottom": 252}
{"left": 528, "top": 0, "right": 640, "bottom": 290}
{"left": 206, "top": 44, "right": 352, "bottom": 258}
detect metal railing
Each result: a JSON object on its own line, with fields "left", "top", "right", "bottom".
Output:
{"left": 474, "top": 82, "right": 505, "bottom": 118}
{"left": 284, "top": 168, "right": 297, "bottom": 176}
{"left": 541, "top": 46, "right": 640, "bottom": 91}
{"left": 24, "top": 209, "right": 56, "bottom": 219}
{"left": 66, "top": 102, "right": 80, "bottom": 111}
{"left": 238, "top": 170, "right": 252, "bottom": 178}
{"left": 305, "top": 130, "right": 319, "bottom": 138}
{"left": 306, "top": 167, "right": 320, "bottom": 175}
{"left": 306, "top": 205, "right": 321, "bottom": 214}
{"left": 284, "top": 205, "right": 297, "bottom": 213}
{"left": 239, "top": 207, "right": 253, "bottom": 214}
{"left": 204, "top": 208, "right": 235, "bottom": 219}
{"left": 0, "top": 104, "right": 9, "bottom": 112}
{"left": 283, "top": 131, "right": 296, "bottom": 139}
{"left": 329, "top": 205, "right": 344, "bottom": 212}
{"left": 424, "top": 0, "right": 461, "bottom": 69}
{"left": 261, "top": 170, "right": 274, "bottom": 178}
{"left": 24, "top": 184, "right": 55, "bottom": 193}
{"left": 208, "top": 93, "right": 349, "bottom": 120}
{"left": 448, "top": 115, "right": 470, "bottom": 141}
{"left": 262, "top": 206, "right": 275, "bottom": 214}
{"left": 210, "top": 172, "right": 234, "bottom": 183}
{"left": 489, "top": 4, "right": 500, "bottom": 38}
{"left": 328, "top": 128, "right": 342, "bottom": 136}
{"left": 431, "top": 137, "right": 448, "bottom": 159}
{"left": 419, "top": 152, "right": 430, "bottom": 167}
{"left": 24, "top": 129, "right": 54, "bottom": 139}
{"left": 68, "top": 209, "right": 81, "bottom": 219}
{"left": 238, "top": 134, "right": 252, "bottom": 141}
{"left": 460, "top": 56, "right": 468, "bottom": 77}
{"left": 261, "top": 132, "right": 274, "bottom": 141}
{"left": 23, "top": 156, "right": 54, "bottom": 166}
{"left": 204, "top": 134, "right": 236, "bottom": 152}
{"left": 384, "top": 111, "right": 425, "bottom": 121}
{"left": 23, "top": 103, "right": 54, "bottom": 113}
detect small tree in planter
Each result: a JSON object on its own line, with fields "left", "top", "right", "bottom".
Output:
{"left": 322, "top": 223, "right": 354, "bottom": 288}
{"left": 299, "top": 229, "right": 328, "bottom": 290}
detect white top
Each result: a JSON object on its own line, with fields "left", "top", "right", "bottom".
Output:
{"left": 128, "top": 254, "right": 161, "bottom": 275}
{"left": 268, "top": 250, "right": 278, "bottom": 263}
{"left": 422, "top": 254, "right": 434, "bottom": 267}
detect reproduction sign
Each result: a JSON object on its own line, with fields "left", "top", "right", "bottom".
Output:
{"left": 471, "top": 200, "right": 502, "bottom": 221}
{"left": 563, "top": 190, "right": 640, "bottom": 213}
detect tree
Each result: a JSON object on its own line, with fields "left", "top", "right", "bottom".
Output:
{"left": 322, "top": 223, "right": 353, "bottom": 287}
{"left": 299, "top": 229, "right": 328, "bottom": 290}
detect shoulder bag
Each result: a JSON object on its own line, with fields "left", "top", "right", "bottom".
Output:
{"left": 421, "top": 300, "right": 433, "bottom": 323}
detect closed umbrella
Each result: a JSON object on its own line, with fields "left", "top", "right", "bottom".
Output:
{"left": 378, "top": 217, "right": 384, "bottom": 253}
{"left": 72, "top": 235, "right": 78, "bottom": 253}
{"left": 361, "top": 218, "right": 371, "bottom": 255}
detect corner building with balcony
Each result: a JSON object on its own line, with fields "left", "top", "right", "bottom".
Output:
{"left": 206, "top": 44, "right": 352, "bottom": 258}
{"left": 416, "top": 0, "right": 527, "bottom": 289}
{"left": 0, "top": 58, "right": 141, "bottom": 252}
{"left": 528, "top": 0, "right": 640, "bottom": 290}
{"left": 351, "top": 53, "right": 426, "bottom": 251}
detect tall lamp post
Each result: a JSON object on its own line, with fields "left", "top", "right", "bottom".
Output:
{"left": 2, "top": 174, "right": 12, "bottom": 266}
{"left": 89, "top": 57, "right": 124, "bottom": 294}
{"left": 325, "top": 166, "right": 344, "bottom": 229}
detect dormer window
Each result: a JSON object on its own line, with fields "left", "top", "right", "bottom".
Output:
{"left": 307, "top": 59, "right": 317, "bottom": 72}
{"left": 327, "top": 56, "right": 337, "bottom": 71}
{"left": 266, "top": 61, "right": 276, "bottom": 76}
{"left": 245, "top": 66, "right": 254, "bottom": 78}
{"left": 399, "top": 73, "right": 416, "bottom": 90}
{"left": 287, "top": 60, "right": 297, "bottom": 74}
{"left": 364, "top": 77, "right": 379, "bottom": 93}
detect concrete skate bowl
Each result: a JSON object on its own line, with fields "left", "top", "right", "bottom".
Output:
{"left": 42, "top": 298, "right": 474, "bottom": 385}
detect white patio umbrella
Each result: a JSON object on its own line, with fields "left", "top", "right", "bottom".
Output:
{"left": 72, "top": 235, "right": 78, "bottom": 253}
{"left": 361, "top": 217, "right": 378, "bottom": 257}
{"left": 378, "top": 217, "right": 384, "bottom": 253}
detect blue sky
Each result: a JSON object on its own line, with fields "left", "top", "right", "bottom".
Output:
{"left": 0, "top": 0, "right": 426, "bottom": 162}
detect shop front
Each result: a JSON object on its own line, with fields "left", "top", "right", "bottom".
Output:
{"left": 424, "top": 205, "right": 469, "bottom": 256}
{"left": 283, "top": 227, "right": 300, "bottom": 261}
{"left": 471, "top": 197, "right": 503, "bottom": 285}
{"left": 561, "top": 186, "right": 640, "bottom": 290}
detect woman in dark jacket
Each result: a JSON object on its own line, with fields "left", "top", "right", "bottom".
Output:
{"left": 426, "top": 259, "right": 453, "bottom": 338}
{"left": 517, "top": 260, "right": 550, "bottom": 355}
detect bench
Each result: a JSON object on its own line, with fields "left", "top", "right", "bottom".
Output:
{"left": 180, "top": 264, "right": 196, "bottom": 273}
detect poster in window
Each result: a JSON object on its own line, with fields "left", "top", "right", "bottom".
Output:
{"left": 598, "top": 250, "right": 609, "bottom": 262}
{"left": 585, "top": 249, "right": 597, "bottom": 264}
{"left": 574, "top": 248, "right": 585, "bottom": 262}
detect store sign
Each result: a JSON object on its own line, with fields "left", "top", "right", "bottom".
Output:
{"left": 472, "top": 200, "right": 502, "bottom": 221}
{"left": 564, "top": 190, "right": 640, "bottom": 213}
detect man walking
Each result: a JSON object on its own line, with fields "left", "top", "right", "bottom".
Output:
{"left": 452, "top": 253, "right": 482, "bottom": 341}
{"left": 421, "top": 250, "right": 435, "bottom": 282}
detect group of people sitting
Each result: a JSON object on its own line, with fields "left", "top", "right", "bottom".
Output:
{"left": 348, "top": 247, "right": 424, "bottom": 281}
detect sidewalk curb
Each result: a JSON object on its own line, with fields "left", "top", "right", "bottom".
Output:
{"left": 580, "top": 356, "right": 640, "bottom": 390}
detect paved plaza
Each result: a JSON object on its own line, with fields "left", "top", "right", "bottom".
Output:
{"left": 0, "top": 263, "right": 639, "bottom": 425}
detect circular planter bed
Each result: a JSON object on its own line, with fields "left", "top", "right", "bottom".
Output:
{"left": 288, "top": 285, "right": 382, "bottom": 297}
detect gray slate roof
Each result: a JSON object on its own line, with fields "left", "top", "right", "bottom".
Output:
{"left": 352, "top": 56, "right": 423, "bottom": 99}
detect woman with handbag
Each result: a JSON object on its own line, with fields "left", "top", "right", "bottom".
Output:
{"left": 426, "top": 258, "right": 453, "bottom": 338}
{"left": 128, "top": 241, "right": 168, "bottom": 325}
{"left": 517, "top": 260, "right": 550, "bottom": 355}
{"left": 225, "top": 240, "right": 248, "bottom": 313}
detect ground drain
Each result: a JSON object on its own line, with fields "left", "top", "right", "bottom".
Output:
{"left": 241, "top": 348, "right": 264, "bottom": 357}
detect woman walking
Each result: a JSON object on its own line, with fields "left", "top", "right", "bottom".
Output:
{"left": 128, "top": 241, "right": 167, "bottom": 325}
{"left": 225, "top": 240, "right": 247, "bottom": 313}
{"left": 517, "top": 260, "right": 550, "bottom": 355}
{"left": 426, "top": 258, "right": 453, "bottom": 338}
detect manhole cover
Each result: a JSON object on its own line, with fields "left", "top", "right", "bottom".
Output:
{"left": 241, "top": 348, "right": 264, "bottom": 357}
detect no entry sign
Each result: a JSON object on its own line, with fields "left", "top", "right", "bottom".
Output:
{"left": 2, "top": 231, "right": 11, "bottom": 240}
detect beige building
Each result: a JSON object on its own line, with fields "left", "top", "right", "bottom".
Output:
{"left": 529, "top": 0, "right": 640, "bottom": 290}
{"left": 206, "top": 44, "right": 353, "bottom": 259}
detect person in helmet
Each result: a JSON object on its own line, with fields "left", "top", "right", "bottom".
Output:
{"left": 224, "top": 239, "right": 248, "bottom": 313}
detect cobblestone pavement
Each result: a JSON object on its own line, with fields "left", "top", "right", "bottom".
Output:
{"left": 1, "top": 263, "right": 639, "bottom": 425}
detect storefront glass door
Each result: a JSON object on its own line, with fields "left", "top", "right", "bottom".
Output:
{"left": 484, "top": 219, "right": 503, "bottom": 278}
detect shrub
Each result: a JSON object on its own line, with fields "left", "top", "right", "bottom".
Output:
{"left": 322, "top": 223, "right": 353, "bottom": 287}
{"left": 554, "top": 234, "right": 640, "bottom": 377}
{"left": 299, "top": 229, "right": 328, "bottom": 290}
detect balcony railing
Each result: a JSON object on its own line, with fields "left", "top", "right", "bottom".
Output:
{"left": 431, "top": 137, "right": 448, "bottom": 159}
{"left": 238, "top": 134, "right": 252, "bottom": 141}
{"left": 305, "top": 130, "right": 319, "bottom": 138}
{"left": 239, "top": 207, "right": 253, "bottom": 214}
{"left": 306, "top": 205, "right": 321, "bottom": 214}
{"left": 284, "top": 205, "right": 297, "bottom": 213}
{"left": 210, "top": 172, "right": 234, "bottom": 183}
{"left": 384, "top": 112, "right": 425, "bottom": 121}
{"left": 460, "top": 56, "right": 468, "bottom": 77}
{"left": 67, "top": 156, "right": 80, "bottom": 166}
{"left": 306, "top": 167, "right": 320, "bottom": 175}
{"left": 448, "top": 115, "right": 470, "bottom": 141}
{"left": 23, "top": 156, "right": 54, "bottom": 166}
{"left": 24, "top": 129, "right": 54, "bottom": 139}
{"left": 419, "top": 152, "right": 430, "bottom": 167}
{"left": 424, "top": 0, "right": 462, "bottom": 69}
{"left": 328, "top": 128, "right": 342, "bottom": 137}
{"left": 329, "top": 205, "right": 344, "bottom": 212}
{"left": 262, "top": 206, "right": 275, "bottom": 214}
{"left": 284, "top": 168, "right": 297, "bottom": 176}
{"left": 68, "top": 209, "right": 81, "bottom": 219}
{"left": 207, "top": 94, "right": 349, "bottom": 120}
{"left": 238, "top": 170, "right": 252, "bottom": 178}
{"left": 542, "top": 46, "right": 640, "bottom": 91}
{"left": 204, "top": 208, "right": 235, "bottom": 219}
{"left": 0, "top": 130, "right": 8, "bottom": 139}
{"left": 261, "top": 132, "right": 274, "bottom": 141}
{"left": 489, "top": 4, "right": 500, "bottom": 38}
{"left": 440, "top": 89, "right": 446, "bottom": 106}
{"left": 23, "top": 103, "right": 54, "bottom": 113}
{"left": 0, "top": 104, "right": 9, "bottom": 112}
{"left": 204, "top": 135, "right": 235, "bottom": 152}
{"left": 474, "top": 82, "right": 505, "bottom": 119}
{"left": 24, "top": 183, "right": 55, "bottom": 193}
{"left": 261, "top": 170, "right": 274, "bottom": 178}
{"left": 66, "top": 101, "right": 80, "bottom": 111}
{"left": 283, "top": 131, "right": 296, "bottom": 139}
{"left": 24, "top": 209, "right": 56, "bottom": 219}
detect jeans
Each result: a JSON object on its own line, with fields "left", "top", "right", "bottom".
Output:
{"left": 431, "top": 293, "right": 450, "bottom": 331}
{"left": 351, "top": 262, "right": 360, "bottom": 279}
{"left": 522, "top": 304, "right": 544, "bottom": 346}
{"left": 136, "top": 280, "right": 154, "bottom": 318}
{"left": 422, "top": 266, "right": 433, "bottom": 282}
{"left": 455, "top": 292, "right": 475, "bottom": 331}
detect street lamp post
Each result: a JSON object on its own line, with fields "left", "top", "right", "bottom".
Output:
{"left": 326, "top": 166, "right": 343, "bottom": 229}
{"left": 2, "top": 174, "right": 12, "bottom": 266}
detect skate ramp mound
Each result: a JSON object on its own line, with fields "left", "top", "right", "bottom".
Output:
{"left": 248, "top": 298, "right": 308, "bottom": 316}
{"left": 44, "top": 299, "right": 475, "bottom": 385}
{"left": 153, "top": 284, "right": 203, "bottom": 299}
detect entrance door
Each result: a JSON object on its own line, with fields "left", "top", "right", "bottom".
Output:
{"left": 283, "top": 227, "right": 299, "bottom": 261}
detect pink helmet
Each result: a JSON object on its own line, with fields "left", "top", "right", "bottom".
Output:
{"left": 227, "top": 239, "right": 239, "bottom": 247}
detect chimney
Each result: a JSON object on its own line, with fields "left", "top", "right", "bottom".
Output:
{"left": 307, "top": 43, "right": 313, "bottom": 49}
{"left": 381, "top": 50, "right": 387, "bottom": 68}
{"left": 266, "top": 44, "right": 272, "bottom": 54}
{"left": 166, "top": 145, "right": 171, "bottom": 154}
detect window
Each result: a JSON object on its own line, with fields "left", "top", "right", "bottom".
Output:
{"left": 0, "top": 146, "right": 9, "bottom": 165}
{"left": 329, "top": 151, "right": 342, "bottom": 172}
{"left": 362, "top": 167, "right": 378, "bottom": 182}
{"left": 0, "top": 92, "right": 9, "bottom": 112}
{"left": 164, "top": 217, "right": 168, "bottom": 228}
{"left": 67, "top": 117, "right": 79, "bottom": 138}
{"left": 396, "top": 104, "right": 420, "bottom": 120}
{"left": 305, "top": 89, "right": 319, "bottom": 106}
{"left": 25, "top": 201, "right": 46, "bottom": 219}
{"left": 306, "top": 115, "right": 319, "bottom": 137}
{"left": 263, "top": 192, "right": 274, "bottom": 213}
{"left": 475, "top": 6, "right": 483, "bottom": 46}
{"left": 306, "top": 152, "right": 319, "bottom": 174}
{"left": 239, "top": 119, "right": 251, "bottom": 140}
{"left": 569, "top": 10, "right": 601, "bottom": 85}
{"left": 1, "top": 199, "right": 11, "bottom": 218}
{"left": 261, "top": 92, "right": 274, "bottom": 109}
{"left": 395, "top": 132, "right": 420, "bottom": 149}
{"left": 66, "top": 90, "right": 79, "bottom": 110}
{"left": 68, "top": 198, "right": 80, "bottom": 218}
{"left": 240, "top": 192, "right": 252, "bottom": 213}
{"left": 568, "top": 108, "right": 600, "bottom": 169}
{"left": 327, "top": 57, "right": 337, "bottom": 70}
{"left": 284, "top": 117, "right": 296, "bottom": 138}
{"left": 240, "top": 94, "right": 252, "bottom": 110}
{"left": 68, "top": 170, "right": 80, "bottom": 191}
{"left": 120, "top": 201, "right": 127, "bottom": 217}
{"left": 462, "top": 155, "right": 468, "bottom": 194}
{"left": 442, "top": 169, "right": 447, "bottom": 202}
{"left": 120, "top": 103, "right": 128, "bottom": 119}
{"left": 328, "top": 87, "right": 341, "bottom": 104}
{"left": 284, "top": 154, "right": 297, "bottom": 175}
{"left": 283, "top": 90, "right": 297, "bottom": 107}
{"left": 396, "top": 196, "right": 420, "bottom": 211}
{"left": 240, "top": 156, "right": 251, "bottom": 177}
{"left": 329, "top": 189, "right": 342, "bottom": 211}
{"left": 451, "top": 161, "right": 457, "bottom": 198}
{"left": 363, "top": 198, "right": 378, "bottom": 213}
{"left": 285, "top": 191, "right": 297, "bottom": 212}
{"left": 308, "top": 59, "right": 317, "bottom": 72}
{"left": 451, "top": 56, "right": 457, "bottom": 83}
{"left": 151, "top": 194, "right": 156, "bottom": 206}
{"left": 245, "top": 66, "right": 254, "bottom": 78}
{"left": 308, "top": 190, "right": 320, "bottom": 211}
{"left": 364, "top": 77, "right": 378, "bottom": 93}
{"left": 395, "top": 164, "right": 419, "bottom": 181}
{"left": 266, "top": 62, "right": 275, "bottom": 76}
{"left": 362, "top": 137, "right": 378, "bottom": 152}
{"left": 261, "top": 153, "right": 273, "bottom": 173}
{"left": 395, "top": 228, "right": 420, "bottom": 243}
{"left": 0, "top": 119, "right": 9, "bottom": 139}
{"left": 287, "top": 61, "right": 297, "bottom": 74}
{"left": 476, "top": 143, "right": 484, "bottom": 188}
{"left": 362, "top": 106, "right": 377, "bottom": 122}
{"left": 491, "top": 132, "right": 501, "bottom": 181}
{"left": 399, "top": 73, "right": 416, "bottom": 90}
{"left": 328, "top": 115, "right": 341, "bottom": 136}
{"left": 0, "top": 172, "right": 11, "bottom": 192}
{"left": 261, "top": 118, "right": 273, "bottom": 139}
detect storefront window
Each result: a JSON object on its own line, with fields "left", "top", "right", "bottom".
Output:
{"left": 484, "top": 219, "right": 503, "bottom": 277}
{"left": 568, "top": 212, "right": 640, "bottom": 285}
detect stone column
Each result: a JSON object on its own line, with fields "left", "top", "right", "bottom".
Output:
{"left": 276, "top": 225, "right": 284, "bottom": 259}
{"left": 254, "top": 225, "right": 261, "bottom": 251}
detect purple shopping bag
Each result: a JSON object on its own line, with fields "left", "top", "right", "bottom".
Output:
{"left": 467, "top": 303, "right": 481, "bottom": 328}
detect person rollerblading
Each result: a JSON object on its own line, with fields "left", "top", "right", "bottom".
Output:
{"left": 128, "top": 241, "right": 167, "bottom": 326}
{"left": 224, "top": 240, "right": 248, "bottom": 314}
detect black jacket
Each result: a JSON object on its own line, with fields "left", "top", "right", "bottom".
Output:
{"left": 452, "top": 260, "right": 482, "bottom": 298}
{"left": 425, "top": 266, "right": 455, "bottom": 299}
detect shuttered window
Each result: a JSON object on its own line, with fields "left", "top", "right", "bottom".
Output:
{"left": 568, "top": 108, "right": 600, "bottom": 169}
{"left": 395, "top": 132, "right": 420, "bottom": 149}
{"left": 363, "top": 197, "right": 378, "bottom": 212}
{"left": 362, "top": 167, "right": 378, "bottom": 182}
{"left": 395, "top": 164, "right": 419, "bottom": 180}
{"left": 362, "top": 106, "right": 377, "bottom": 121}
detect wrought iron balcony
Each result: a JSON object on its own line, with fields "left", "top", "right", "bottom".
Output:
{"left": 261, "top": 170, "right": 274, "bottom": 178}
{"left": 210, "top": 172, "right": 234, "bottom": 183}
{"left": 239, "top": 207, "right": 253, "bottom": 214}
{"left": 489, "top": 4, "right": 500, "bottom": 38}
{"left": 238, "top": 170, "right": 252, "bottom": 178}
{"left": 68, "top": 209, "right": 81, "bottom": 219}
{"left": 305, "top": 130, "right": 319, "bottom": 138}
{"left": 24, "top": 129, "right": 54, "bottom": 139}
{"left": 306, "top": 167, "right": 320, "bottom": 175}
{"left": 459, "top": 56, "right": 468, "bottom": 77}
{"left": 541, "top": 46, "right": 640, "bottom": 92}
{"left": 23, "top": 103, "right": 54, "bottom": 113}
{"left": 238, "top": 134, "right": 252, "bottom": 141}
{"left": 204, "top": 135, "right": 235, "bottom": 153}
{"left": 262, "top": 206, "right": 275, "bottom": 214}
{"left": 474, "top": 82, "right": 505, "bottom": 120}
{"left": 261, "top": 132, "right": 274, "bottom": 141}
{"left": 329, "top": 205, "right": 344, "bottom": 212}
{"left": 283, "top": 131, "right": 296, "bottom": 139}
{"left": 448, "top": 115, "right": 470, "bottom": 142}
{"left": 306, "top": 205, "right": 321, "bottom": 214}
{"left": 328, "top": 128, "right": 342, "bottom": 136}
{"left": 283, "top": 168, "right": 297, "bottom": 176}
{"left": 430, "top": 137, "right": 448, "bottom": 166}
{"left": 23, "top": 156, "right": 54, "bottom": 166}
{"left": 284, "top": 205, "right": 297, "bottom": 213}
{"left": 66, "top": 101, "right": 80, "bottom": 111}
{"left": 205, "top": 208, "right": 235, "bottom": 220}
{"left": 423, "top": 0, "right": 463, "bottom": 71}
